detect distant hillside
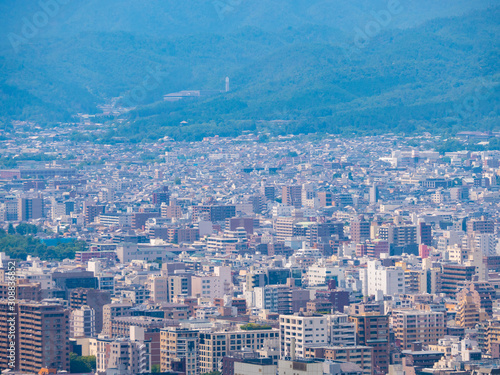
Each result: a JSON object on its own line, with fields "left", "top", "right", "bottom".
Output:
{"left": 0, "top": 1, "right": 498, "bottom": 139}
{"left": 114, "top": 8, "right": 500, "bottom": 141}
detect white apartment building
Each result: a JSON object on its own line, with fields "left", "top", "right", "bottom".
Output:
{"left": 254, "top": 284, "right": 288, "bottom": 312}
{"left": 280, "top": 313, "right": 328, "bottom": 359}
{"left": 71, "top": 305, "right": 96, "bottom": 338}
{"left": 473, "top": 233, "right": 496, "bottom": 256}
{"left": 272, "top": 204, "right": 295, "bottom": 217}
{"left": 359, "top": 260, "right": 405, "bottom": 297}
{"left": 307, "top": 263, "right": 345, "bottom": 287}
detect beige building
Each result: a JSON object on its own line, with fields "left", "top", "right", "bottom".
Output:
{"left": 102, "top": 301, "right": 133, "bottom": 336}
{"left": 392, "top": 309, "right": 445, "bottom": 350}
{"left": 191, "top": 266, "right": 232, "bottom": 301}
{"left": 234, "top": 360, "right": 277, "bottom": 375}
{"left": 160, "top": 328, "right": 199, "bottom": 375}
{"left": 278, "top": 359, "right": 323, "bottom": 375}
{"left": 455, "top": 288, "right": 487, "bottom": 328}
{"left": 148, "top": 275, "right": 169, "bottom": 303}
{"left": 199, "top": 327, "right": 279, "bottom": 373}
{"left": 167, "top": 274, "right": 192, "bottom": 302}
{"left": 304, "top": 345, "right": 373, "bottom": 375}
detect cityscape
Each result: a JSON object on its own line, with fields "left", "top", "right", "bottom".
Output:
{"left": 0, "top": 1, "right": 499, "bottom": 375}
{"left": 0, "top": 130, "right": 499, "bottom": 375}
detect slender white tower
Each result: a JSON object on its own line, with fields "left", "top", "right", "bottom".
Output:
{"left": 225, "top": 77, "right": 230, "bottom": 92}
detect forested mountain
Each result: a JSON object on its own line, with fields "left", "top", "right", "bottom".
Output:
{"left": 0, "top": 1, "right": 498, "bottom": 139}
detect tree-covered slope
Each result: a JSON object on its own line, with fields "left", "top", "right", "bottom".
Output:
{"left": 0, "top": 1, "right": 498, "bottom": 138}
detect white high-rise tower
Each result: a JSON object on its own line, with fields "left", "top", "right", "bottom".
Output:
{"left": 225, "top": 77, "right": 230, "bottom": 92}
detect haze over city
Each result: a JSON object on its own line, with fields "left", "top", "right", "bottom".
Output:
{"left": 0, "top": 1, "right": 499, "bottom": 375}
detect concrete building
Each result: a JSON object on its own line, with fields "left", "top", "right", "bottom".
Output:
{"left": 360, "top": 260, "right": 405, "bottom": 297}
{"left": 440, "top": 264, "right": 475, "bottom": 295}
{"left": 69, "top": 288, "right": 111, "bottom": 334}
{"left": 191, "top": 266, "right": 232, "bottom": 301}
{"left": 18, "top": 195, "right": 44, "bottom": 221}
{"left": 392, "top": 309, "right": 445, "bottom": 350}
{"left": 304, "top": 345, "right": 373, "bottom": 375}
{"left": 467, "top": 218, "right": 494, "bottom": 234}
{"left": 280, "top": 313, "right": 328, "bottom": 359}
{"left": 278, "top": 359, "right": 323, "bottom": 375}
{"left": 0, "top": 279, "right": 41, "bottom": 301}
{"left": 327, "top": 313, "right": 356, "bottom": 346}
{"left": 307, "top": 264, "right": 345, "bottom": 287}
{"left": 95, "top": 326, "right": 151, "bottom": 374}
{"left": 160, "top": 328, "right": 199, "bottom": 375}
{"left": 349, "top": 313, "right": 389, "bottom": 375}
{"left": 254, "top": 284, "right": 309, "bottom": 314}
{"left": 233, "top": 359, "right": 277, "bottom": 375}
{"left": 282, "top": 185, "right": 302, "bottom": 209}
{"left": 102, "top": 301, "right": 133, "bottom": 336}
{"left": 0, "top": 300, "right": 70, "bottom": 373}
{"left": 351, "top": 219, "right": 370, "bottom": 244}
{"left": 455, "top": 288, "right": 487, "bottom": 328}
{"left": 71, "top": 305, "right": 96, "bottom": 338}
{"left": 199, "top": 327, "right": 279, "bottom": 373}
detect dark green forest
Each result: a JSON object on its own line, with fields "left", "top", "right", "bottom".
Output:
{"left": 0, "top": 227, "right": 85, "bottom": 261}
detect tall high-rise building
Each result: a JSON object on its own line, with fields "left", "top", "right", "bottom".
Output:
{"left": 282, "top": 185, "right": 302, "bottom": 209}
{"left": 152, "top": 186, "right": 170, "bottom": 206}
{"left": 439, "top": 264, "right": 475, "bottom": 296}
{"left": 349, "top": 313, "right": 389, "bottom": 375}
{"left": 455, "top": 287, "right": 489, "bottom": 328}
{"left": 418, "top": 222, "right": 432, "bottom": 246}
{"left": 351, "top": 218, "right": 371, "bottom": 244}
{"left": 0, "top": 300, "right": 69, "bottom": 373}
{"left": 17, "top": 196, "right": 44, "bottom": 221}
{"left": 264, "top": 186, "right": 276, "bottom": 201}
{"left": 83, "top": 202, "right": 105, "bottom": 225}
